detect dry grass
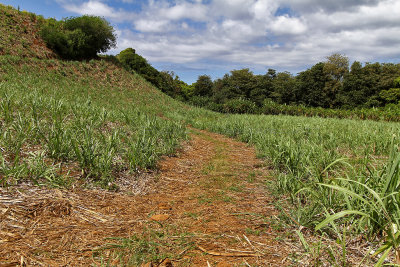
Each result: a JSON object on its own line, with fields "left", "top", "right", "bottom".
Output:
{"left": 0, "top": 4, "right": 55, "bottom": 59}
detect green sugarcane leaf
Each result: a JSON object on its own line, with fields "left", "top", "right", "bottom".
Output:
{"left": 374, "top": 247, "right": 391, "bottom": 267}
{"left": 316, "top": 210, "right": 368, "bottom": 231}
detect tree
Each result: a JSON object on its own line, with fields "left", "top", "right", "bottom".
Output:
{"left": 338, "top": 61, "right": 366, "bottom": 108}
{"left": 323, "top": 53, "right": 349, "bottom": 107}
{"left": 220, "top": 69, "right": 257, "bottom": 101}
{"left": 249, "top": 69, "right": 276, "bottom": 106}
{"left": 296, "top": 63, "right": 331, "bottom": 107}
{"left": 41, "top": 15, "right": 116, "bottom": 60}
{"left": 193, "top": 75, "right": 213, "bottom": 97}
{"left": 117, "top": 48, "right": 163, "bottom": 91}
{"left": 324, "top": 53, "right": 349, "bottom": 83}
{"left": 270, "top": 72, "right": 297, "bottom": 104}
{"left": 117, "top": 48, "right": 154, "bottom": 75}
{"left": 117, "top": 48, "right": 136, "bottom": 66}
{"left": 379, "top": 77, "right": 400, "bottom": 104}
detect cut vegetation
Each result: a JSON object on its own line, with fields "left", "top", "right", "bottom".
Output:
{"left": 1, "top": 3, "right": 400, "bottom": 266}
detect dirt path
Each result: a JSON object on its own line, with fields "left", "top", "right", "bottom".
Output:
{"left": 0, "top": 129, "right": 291, "bottom": 266}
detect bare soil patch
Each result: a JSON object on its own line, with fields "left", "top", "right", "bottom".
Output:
{"left": 0, "top": 129, "right": 291, "bottom": 266}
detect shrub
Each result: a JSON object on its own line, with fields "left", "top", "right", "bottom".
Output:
{"left": 40, "top": 15, "right": 116, "bottom": 60}
{"left": 188, "top": 96, "right": 212, "bottom": 108}
{"left": 223, "top": 98, "right": 258, "bottom": 114}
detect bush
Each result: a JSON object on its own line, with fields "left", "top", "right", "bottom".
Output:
{"left": 223, "top": 98, "right": 258, "bottom": 114}
{"left": 117, "top": 48, "right": 175, "bottom": 95}
{"left": 40, "top": 15, "right": 116, "bottom": 60}
{"left": 188, "top": 96, "right": 212, "bottom": 108}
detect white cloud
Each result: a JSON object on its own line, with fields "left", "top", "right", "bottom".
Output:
{"left": 63, "top": 0, "right": 118, "bottom": 18}
{"left": 134, "top": 19, "right": 170, "bottom": 32}
{"left": 270, "top": 15, "right": 307, "bottom": 35}
{"left": 250, "top": 0, "right": 277, "bottom": 20}
{"left": 162, "top": 2, "right": 207, "bottom": 21}
{"left": 59, "top": 0, "right": 400, "bottom": 81}
{"left": 61, "top": 0, "right": 131, "bottom": 21}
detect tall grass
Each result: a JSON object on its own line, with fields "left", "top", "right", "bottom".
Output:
{"left": 3, "top": 54, "right": 400, "bottom": 263}
{"left": 0, "top": 56, "right": 186, "bottom": 187}
{"left": 316, "top": 138, "right": 400, "bottom": 265}
{"left": 179, "top": 110, "right": 400, "bottom": 263}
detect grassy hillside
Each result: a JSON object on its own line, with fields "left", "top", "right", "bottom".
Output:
{"left": 0, "top": 4, "right": 55, "bottom": 59}
{"left": 2, "top": 4, "right": 400, "bottom": 264}
{"left": 0, "top": 56, "right": 188, "bottom": 188}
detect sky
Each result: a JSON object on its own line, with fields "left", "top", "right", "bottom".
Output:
{"left": 2, "top": 0, "right": 400, "bottom": 84}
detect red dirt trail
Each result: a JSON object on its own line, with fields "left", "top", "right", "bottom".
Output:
{"left": 0, "top": 129, "right": 291, "bottom": 266}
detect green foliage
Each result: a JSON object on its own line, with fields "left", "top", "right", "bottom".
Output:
{"left": 214, "top": 68, "right": 258, "bottom": 103}
{"left": 95, "top": 227, "right": 194, "bottom": 266}
{"left": 394, "top": 77, "right": 400, "bottom": 88}
{"left": 181, "top": 54, "right": 400, "bottom": 120}
{"left": 40, "top": 15, "right": 116, "bottom": 60}
{"left": 316, "top": 141, "right": 400, "bottom": 265}
{"left": 117, "top": 48, "right": 136, "bottom": 65}
{"left": 323, "top": 53, "right": 349, "bottom": 83}
{"left": 2, "top": 54, "right": 400, "bottom": 263}
{"left": 40, "top": 18, "right": 69, "bottom": 57}
{"left": 180, "top": 82, "right": 195, "bottom": 99}
{"left": 193, "top": 75, "right": 213, "bottom": 97}
{"left": 380, "top": 77, "right": 400, "bottom": 104}
{"left": 222, "top": 98, "right": 258, "bottom": 114}
{"left": 116, "top": 48, "right": 185, "bottom": 98}
{"left": 379, "top": 88, "right": 400, "bottom": 104}
{"left": 0, "top": 56, "right": 186, "bottom": 187}
{"left": 297, "top": 62, "right": 331, "bottom": 107}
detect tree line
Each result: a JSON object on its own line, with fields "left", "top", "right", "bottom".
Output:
{"left": 115, "top": 49, "right": 400, "bottom": 120}
{"left": 116, "top": 49, "right": 400, "bottom": 116}
{"left": 186, "top": 54, "right": 400, "bottom": 113}
{"left": 36, "top": 12, "right": 400, "bottom": 118}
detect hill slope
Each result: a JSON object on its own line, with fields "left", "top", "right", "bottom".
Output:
{"left": 2, "top": 4, "right": 400, "bottom": 266}
{"left": 0, "top": 4, "right": 55, "bottom": 59}
{"left": 0, "top": 55, "right": 190, "bottom": 189}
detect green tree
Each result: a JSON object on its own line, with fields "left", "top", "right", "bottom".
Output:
{"left": 323, "top": 53, "right": 349, "bottom": 107}
{"left": 324, "top": 53, "right": 349, "bottom": 83}
{"left": 343, "top": 62, "right": 400, "bottom": 107}
{"left": 117, "top": 48, "right": 156, "bottom": 78}
{"left": 270, "top": 72, "right": 297, "bottom": 104}
{"left": 296, "top": 63, "right": 331, "bottom": 107}
{"left": 180, "top": 82, "right": 195, "bottom": 99}
{"left": 159, "top": 71, "right": 184, "bottom": 97}
{"left": 213, "top": 69, "right": 258, "bottom": 105}
{"left": 40, "top": 18, "right": 70, "bottom": 57}
{"left": 193, "top": 75, "right": 213, "bottom": 97}
{"left": 338, "top": 61, "right": 366, "bottom": 108}
{"left": 379, "top": 77, "right": 400, "bottom": 104}
{"left": 250, "top": 69, "right": 276, "bottom": 106}
{"left": 64, "top": 15, "right": 116, "bottom": 59}
{"left": 117, "top": 48, "right": 136, "bottom": 66}
{"left": 41, "top": 15, "right": 116, "bottom": 60}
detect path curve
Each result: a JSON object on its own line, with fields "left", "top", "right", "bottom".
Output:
{"left": 0, "top": 129, "right": 291, "bottom": 266}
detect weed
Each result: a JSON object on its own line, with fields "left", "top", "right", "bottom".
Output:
{"left": 94, "top": 226, "right": 195, "bottom": 266}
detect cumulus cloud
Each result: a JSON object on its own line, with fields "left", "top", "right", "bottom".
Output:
{"left": 59, "top": 0, "right": 400, "bottom": 82}
{"left": 270, "top": 15, "right": 307, "bottom": 35}
{"left": 280, "top": 0, "right": 381, "bottom": 13}
{"left": 60, "top": 0, "right": 131, "bottom": 21}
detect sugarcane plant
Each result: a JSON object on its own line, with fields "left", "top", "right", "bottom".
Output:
{"left": 316, "top": 137, "right": 400, "bottom": 266}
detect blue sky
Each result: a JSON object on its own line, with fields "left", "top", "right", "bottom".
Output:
{"left": 2, "top": 0, "right": 400, "bottom": 84}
